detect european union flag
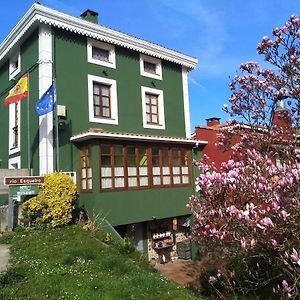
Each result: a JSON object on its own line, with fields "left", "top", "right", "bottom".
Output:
{"left": 35, "top": 82, "right": 55, "bottom": 116}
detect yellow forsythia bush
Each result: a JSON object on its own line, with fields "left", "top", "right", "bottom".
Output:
{"left": 22, "top": 173, "right": 78, "bottom": 228}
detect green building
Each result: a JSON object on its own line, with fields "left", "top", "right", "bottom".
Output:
{"left": 0, "top": 3, "right": 206, "bottom": 260}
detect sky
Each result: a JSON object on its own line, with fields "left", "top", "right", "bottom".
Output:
{"left": 0, "top": 0, "right": 299, "bottom": 131}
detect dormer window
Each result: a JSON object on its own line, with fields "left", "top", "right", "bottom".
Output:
{"left": 9, "top": 50, "right": 21, "bottom": 80}
{"left": 140, "top": 54, "right": 162, "bottom": 80}
{"left": 87, "top": 39, "right": 116, "bottom": 69}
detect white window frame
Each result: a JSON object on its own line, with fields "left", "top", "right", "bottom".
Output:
{"left": 141, "top": 86, "right": 165, "bottom": 130}
{"left": 9, "top": 102, "right": 21, "bottom": 155}
{"left": 87, "top": 39, "right": 116, "bottom": 69}
{"left": 9, "top": 50, "right": 21, "bottom": 81}
{"left": 140, "top": 54, "right": 162, "bottom": 80}
{"left": 8, "top": 156, "right": 21, "bottom": 169}
{"left": 88, "top": 74, "right": 118, "bottom": 125}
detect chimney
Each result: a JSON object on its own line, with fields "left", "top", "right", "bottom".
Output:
{"left": 206, "top": 117, "right": 221, "bottom": 127}
{"left": 272, "top": 100, "right": 290, "bottom": 128}
{"left": 80, "top": 9, "right": 99, "bottom": 24}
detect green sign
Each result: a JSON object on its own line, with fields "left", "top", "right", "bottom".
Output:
{"left": 10, "top": 185, "right": 39, "bottom": 197}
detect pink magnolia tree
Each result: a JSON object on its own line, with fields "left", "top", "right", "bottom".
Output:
{"left": 189, "top": 15, "right": 300, "bottom": 299}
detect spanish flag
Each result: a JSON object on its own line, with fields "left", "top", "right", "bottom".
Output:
{"left": 3, "top": 73, "right": 28, "bottom": 105}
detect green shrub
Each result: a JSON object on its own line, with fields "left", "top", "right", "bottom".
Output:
{"left": 22, "top": 173, "right": 78, "bottom": 228}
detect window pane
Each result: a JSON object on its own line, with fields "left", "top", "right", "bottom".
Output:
{"left": 81, "top": 169, "right": 86, "bottom": 179}
{"left": 152, "top": 167, "right": 160, "bottom": 175}
{"left": 101, "top": 167, "right": 112, "bottom": 177}
{"left": 93, "top": 83, "right": 100, "bottom": 95}
{"left": 152, "top": 115, "right": 158, "bottom": 124}
{"left": 101, "top": 145, "right": 111, "bottom": 154}
{"left": 128, "top": 177, "right": 138, "bottom": 187}
{"left": 102, "top": 97, "right": 109, "bottom": 107}
{"left": 115, "top": 167, "right": 124, "bottom": 176}
{"left": 102, "top": 107, "right": 110, "bottom": 117}
{"left": 88, "top": 179, "right": 93, "bottom": 189}
{"left": 181, "top": 150, "right": 189, "bottom": 166}
{"left": 163, "top": 176, "right": 170, "bottom": 185}
{"left": 101, "top": 156, "right": 111, "bottom": 166}
{"left": 153, "top": 176, "right": 161, "bottom": 185}
{"left": 173, "top": 176, "right": 181, "bottom": 184}
{"left": 94, "top": 95, "right": 100, "bottom": 105}
{"left": 140, "top": 177, "right": 148, "bottom": 186}
{"left": 172, "top": 149, "right": 180, "bottom": 165}
{"left": 115, "top": 178, "right": 125, "bottom": 187}
{"left": 139, "top": 147, "right": 148, "bottom": 166}
{"left": 145, "top": 94, "right": 150, "bottom": 104}
{"left": 88, "top": 168, "right": 92, "bottom": 177}
{"left": 127, "top": 146, "right": 135, "bottom": 155}
{"left": 173, "top": 167, "right": 180, "bottom": 175}
{"left": 94, "top": 106, "right": 100, "bottom": 116}
{"left": 139, "top": 167, "right": 148, "bottom": 176}
{"left": 182, "top": 166, "right": 189, "bottom": 175}
{"left": 162, "top": 149, "right": 169, "bottom": 165}
{"left": 102, "top": 178, "right": 112, "bottom": 189}
{"left": 163, "top": 167, "right": 170, "bottom": 175}
{"left": 82, "top": 180, "right": 86, "bottom": 190}
{"left": 101, "top": 85, "right": 110, "bottom": 96}
{"left": 128, "top": 167, "right": 137, "bottom": 176}
{"left": 114, "top": 145, "right": 123, "bottom": 155}
{"left": 144, "top": 61, "right": 156, "bottom": 74}
{"left": 82, "top": 157, "right": 86, "bottom": 167}
{"left": 182, "top": 176, "right": 189, "bottom": 184}
{"left": 92, "top": 47, "right": 109, "bottom": 61}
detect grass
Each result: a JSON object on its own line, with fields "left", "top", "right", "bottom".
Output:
{"left": 0, "top": 225, "right": 200, "bottom": 300}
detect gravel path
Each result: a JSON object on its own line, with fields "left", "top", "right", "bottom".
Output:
{"left": 0, "top": 244, "right": 10, "bottom": 273}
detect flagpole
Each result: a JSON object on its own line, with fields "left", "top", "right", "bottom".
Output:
{"left": 54, "top": 79, "right": 59, "bottom": 171}
{"left": 27, "top": 72, "right": 31, "bottom": 175}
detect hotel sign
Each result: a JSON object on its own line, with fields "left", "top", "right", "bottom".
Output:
{"left": 4, "top": 176, "right": 44, "bottom": 186}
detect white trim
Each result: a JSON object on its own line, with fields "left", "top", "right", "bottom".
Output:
{"left": 9, "top": 50, "right": 21, "bottom": 80}
{"left": 8, "top": 156, "right": 21, "bottom": 169}
{"left": 87, "top": 38, "right": 116, "bottom": 69}
{"left": 38, "top": 24, "right": 53, "bottom": 175}
{"left": 0, "top": 3, "right": 198, "bottom": 70}
{"left": 141, "top": 86, "right": 165, "bottom": 130}
{"left": 88, "top": 74, "right": 118, "bottom": 125}
{"left": 70, "top": 131, "right": 208, "bottom": 145}
{"left": 139, "top": 54, "right": 162, "bottom": 80}
{"left": 182, "top": 67, "right": 191, "bottom": 138}
{"left": 8, "top": 102, "right": 21, "bottom": 155}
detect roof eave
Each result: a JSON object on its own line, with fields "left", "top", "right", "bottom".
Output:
{"left": 70, "top": 132, "right": 208, "bottom": 145}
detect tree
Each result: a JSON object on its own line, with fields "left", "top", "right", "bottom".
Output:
{"left": 189, "top": 15, "right": 300, "bottom": 299}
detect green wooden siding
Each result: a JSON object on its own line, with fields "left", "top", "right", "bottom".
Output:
{"left": 0, "top": 30, "right": 39, "bottom": 173}
{"left": 52, "top": 28, "right": 193, "bottom": 225}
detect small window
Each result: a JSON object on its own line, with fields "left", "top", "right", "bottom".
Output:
{"left": 80, "top": 146, "right": 93, "bottom": 191}
{"left": 141, "top": 86, "right": 165, "bottom": 129}
{"left": 144, "top": 61, "right": 157, "bottom": 74}
{"left": 9, "top": 50, "right": 21, "bottom": 80}
{"left": 140, "top": 54, "right": 162, "bottom": 80}
{"left": 9, "top": 102, "right": 20, "bottom": 155}
{"left": 93, "top": 82, "right": 111, "bottom": 119}
{"left": 88, "top": 75, "right": 118, "bottom": 125}
{"left": 92, "top": 47, "right": 110, "bottom": 62}
{"left": 8, "top": 156, "right": 21, "bottom": 170}
{"left": 87, "top": 39, "right": 116, "bottom": 69}
{"left": 145, "top": 93, "right": 159, "bottom": 125}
